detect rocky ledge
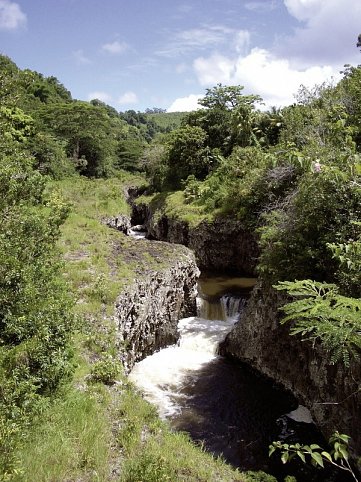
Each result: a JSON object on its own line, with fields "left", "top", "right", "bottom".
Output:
{"left": 132, "top": 201, "right": 259, "bottom": 275}
{"left": 115, "top": 241, "right": 199, "bottom": 371}
{"left": 219, "top": 280, "right": 361, "bottom": 455}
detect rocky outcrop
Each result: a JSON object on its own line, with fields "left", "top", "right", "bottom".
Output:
{"left": 115, "top": 243, "right": 199, "bottom": 371}
{"left": 132, "top": 201, "right": 259, "bottom": 275}
{"left": 102, "top": 214, "right": 131, "bottom": 234}
{"left": 219, "top": 281, "right": 361, "bottom": 455}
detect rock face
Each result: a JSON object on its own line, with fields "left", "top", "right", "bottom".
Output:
{"left": 115, "top": 244, "right": 199, "bottom": 371}
{"left": 219, "top": 281, "right": 361, "bottom": 455}
{"left": 132, "top": 202, "right": 259, "bottom": 275}
{"left": 102, "top": 214, "right": 131, "bottom": 234}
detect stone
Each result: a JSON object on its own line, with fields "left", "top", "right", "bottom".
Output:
{"left": 133, "top": 200, "right": 259, "bottom": 275}
{"left": 115, "top": 245, "right": 199, "bottom": 371}
{"left": 102, "top": 214, "right": 131, "bottom": 234}
{"left": 219, "top": 280, "right": 361, "bottom": 456}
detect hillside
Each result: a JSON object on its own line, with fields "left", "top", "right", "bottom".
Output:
{"left": 145, "top": 111, "right": 187, "bottom": 131}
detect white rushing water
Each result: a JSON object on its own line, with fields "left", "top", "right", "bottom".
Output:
{"left": 128, "top": 224, "right": 147, "bottom": 240}
{"left": 129, "top": 295, "right": 245, "bottom": 419}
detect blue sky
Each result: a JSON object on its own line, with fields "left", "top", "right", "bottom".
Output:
{"left": 1, "top": 0, "right": 361, "bottom": 112}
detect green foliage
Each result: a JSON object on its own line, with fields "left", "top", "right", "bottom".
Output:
{"left": 145, "top": 111, "right": 186, "bottom": 132}
{"left": 89, "top": 355, "right": 122, "bottom": 385}
{"left": 199, "top": 83, "right": 262, "bottom": 111}
{"left": 258, "top": 159, "right": 361, "bottom": 283}
{"left": 164, "top": 125, "right": 209, "bottom": 189}
{"left": 116, "top": 138, "right": 145, "bottom": 171}
{"left": 328, "top": 226, "right": 361, "bottom": 297}
{"left": 0, "top": 64, "right": 75, "bottom": 476}
{"left": 269, "top": 431, "right": 358, "bottom": 481}
{"left": 183, "top": 146, "right": 277, "bottom": 222}
{"left": 28, "top": 131, "right": 75, "bottom": 179}
{"left": 274, "top": 280, "right": 361, "bottom": 365}
{"left": 38, "top": 101, "right": 118, "bottom": 177}
{"left": 0, "top": 106, "right": 34, "bottom": 142}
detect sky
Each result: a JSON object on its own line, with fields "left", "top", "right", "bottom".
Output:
{"left": 0, "top": 0, "right": 361, "bottom": 112}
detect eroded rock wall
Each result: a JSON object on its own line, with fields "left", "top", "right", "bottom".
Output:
{"left": 115, "top": 244, "right": 199, "bottom": 371}
{"left": 219, "top": 281, "right": 361, "bottom": 455}
{"left": 133, "top": 201, "right": 259, "bottom": 275}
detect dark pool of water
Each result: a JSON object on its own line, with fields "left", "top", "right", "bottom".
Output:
{"left": 170, "top": 356, "right": 350, "bottom": 482}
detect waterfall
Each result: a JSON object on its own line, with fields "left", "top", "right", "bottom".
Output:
{"left": 128, "top": 277, "right": 325, "bottom": 479}
{"left": 129, "top": 293, "right": 246, "bottom": 417}
{"left": 197, "top": 295, "right": 246, "bottom": 322}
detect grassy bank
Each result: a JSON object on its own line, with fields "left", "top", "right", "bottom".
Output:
{"left": 13, "top": 174, "right": 274, "bottom": 482}
{"left": 136, "top": 190, "right": 214, "bottom": 227}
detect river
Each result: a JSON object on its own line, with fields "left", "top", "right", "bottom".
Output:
{"left": 129, "top": 275, "right": 345, "bottom": 481}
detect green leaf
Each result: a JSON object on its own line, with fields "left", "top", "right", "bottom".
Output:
{"left": 269, "top": 445, "right": 276, "bottom": 457}
{"left": 281, "top": 452, "right": 289, "bottom": 464}
{"left": 338, "top": 445, "right": 349, "bottom": 460}
{"left": 338, "top": 433, "right": 351, "bottom": 443}
{"left": 296, "top": 450, "right": 306, "bottom": 463}
{"left": 321, "top": 451, "right": 333, "bottom": 463}
{"left": 311, "top": 452, "right": 324, "bottom": 467}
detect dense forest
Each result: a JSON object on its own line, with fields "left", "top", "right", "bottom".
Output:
{"left": 0, "top": 44, "right": 360, "bottom": 481}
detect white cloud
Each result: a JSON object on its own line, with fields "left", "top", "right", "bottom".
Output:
{"left": 284, "top": 0, "right": 324, "bottom": 21}
{"left": 193, "top": 53, "right": 235, "bottom": 84}
{"left": 193, "top": 48, "right": 339, "bottom": 108}
{"left": 245, "top": 1, "right": 278, "bottom": 13}
{"left": 73, "top": 49, "right": 92, "bottom": 65}
{"left": 102, "top": 40, "right": 129, "bottom": 54}
{"left": 233, "top": 30, "right": 251, "bottom": 54}
{"left": 157, "top": 24, "right": 234, "bottom": 57}
{"left": 0, "top": 0, "right": 26, "bottom": 30}
{"left": 167, "top": 94, "right": 203, "bottom": 112}
{"left": 280, "top": 0, "right": 361, "bottom": 66}
{"left": 87, "top": 91, "right": 112, "bottom": 103}
{"left": 188, "top": 1, "right": 360, "bottom": 109}
{"left": 118, "top": 91, "right": 138, "bottom": 105}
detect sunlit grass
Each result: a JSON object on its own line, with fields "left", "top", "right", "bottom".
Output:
{"left": 19, "top": 386, "right": 111, "bottom": 482}
{"left": 136, "top": 190, "right": 212, "bottom": 227}
{"left": 117, "top": 384, "right": 249, "bottom": 482}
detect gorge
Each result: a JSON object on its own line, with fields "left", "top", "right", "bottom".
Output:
{"left": 110, "top": 195, "right": 360, "bottom": 481}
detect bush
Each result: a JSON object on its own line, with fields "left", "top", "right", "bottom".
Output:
{"left": 89, "top": 355, "right": 122, "bottom": 385}
{"left": 258, "top": 162, "right": 361, "bottom": 286}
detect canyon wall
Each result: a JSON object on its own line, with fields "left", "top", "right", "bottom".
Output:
{"left": 126, "top": 196, "right": 361, "bottom": 457}
{"left": 115, "top": 242, "right": 199, "bottom": 371}
{"left": 219, "top": 280, "right": 361, "bottom": 455}
{"left": 132, "top": 201, "right": 259, "bottom": 275}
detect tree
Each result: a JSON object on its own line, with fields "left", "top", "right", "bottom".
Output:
{"left": 115, "top": 139, "right": 145, "bottom": 172}
{"left": 198, "top": 83, "right": 261, "bottom": 111}
{"left": 187, "top": 84, "right": 263, "bottom": 155}
{"left": 38, "top": 101, "right": 117, "bottom": 177}
{"left": 0, "top": 77, "right": 74, "bottom": 473}
{"left": 164, "top": 125, "right": 208, "bottom": 189}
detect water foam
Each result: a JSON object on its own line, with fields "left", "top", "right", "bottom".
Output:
{"left": 129, "top": 295, "right": 245, "bottom": 418}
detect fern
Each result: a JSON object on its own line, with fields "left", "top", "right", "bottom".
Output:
{"left": 274, "top": 280, "right": 361, "bottom": 366}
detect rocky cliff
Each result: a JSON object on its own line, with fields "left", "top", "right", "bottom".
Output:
{"left": 132, "top": 201, "right": 259, "bottom": 275}
{"left": 219, "top": 281, "right": 361, "bottom": 455}
{"left": 115, "top": 241, "right": 199, "bottom": 371}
